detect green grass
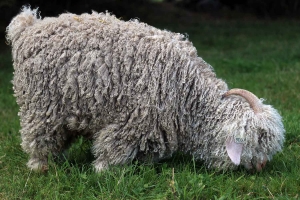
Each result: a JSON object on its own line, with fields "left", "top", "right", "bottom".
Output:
{"left": 1, "top": 20, "right": 300, "bottom": 199}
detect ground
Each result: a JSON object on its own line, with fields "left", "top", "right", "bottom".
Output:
{"left": 0, "top": 8, "right": 299, "bottom": 199}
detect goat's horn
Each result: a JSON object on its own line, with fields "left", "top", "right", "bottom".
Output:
{"left": 223, "top": 88, "right": 262, "bottom": 113}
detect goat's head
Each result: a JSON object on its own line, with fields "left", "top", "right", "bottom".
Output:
{"left": 222, "top": 89, "right": 285, "bottom": 171}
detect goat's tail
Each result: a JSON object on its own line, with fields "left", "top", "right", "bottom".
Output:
{"left": 6, "top": 5, "right": 40, "bottom": 44}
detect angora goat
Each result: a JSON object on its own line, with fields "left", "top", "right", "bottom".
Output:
{"left": 6, "top": 7, "right": 285, "bottom": 172}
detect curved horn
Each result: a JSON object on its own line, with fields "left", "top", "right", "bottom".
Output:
{"left": 223, "top": 88, "right": 262, "bottom": 113}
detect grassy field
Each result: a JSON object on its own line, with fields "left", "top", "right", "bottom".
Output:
{"left": 0, "top": 20, "right": 300, "bottom": 199}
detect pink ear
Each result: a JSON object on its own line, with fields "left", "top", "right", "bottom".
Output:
{"left": 226, "top": 137, "right": 243, "bottom": 165}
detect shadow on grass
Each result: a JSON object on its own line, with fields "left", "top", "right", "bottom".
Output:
{"left": 48, "top": 136, "right": 255, "bottom": 177}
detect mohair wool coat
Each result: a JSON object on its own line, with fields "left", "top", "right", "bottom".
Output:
{"left": 6, "top": 7, "right": 285, "bottom": 172}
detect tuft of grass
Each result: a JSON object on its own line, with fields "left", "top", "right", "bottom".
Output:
{"left": 1, "top": 20, "right": 300, "bottom": 199}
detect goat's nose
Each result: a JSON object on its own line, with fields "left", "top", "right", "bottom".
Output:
{"left": 256, "top": 157, "right": 267, "bottom": 172}
{"left": 256, "top": 162, "right": 264, "bottom": 171}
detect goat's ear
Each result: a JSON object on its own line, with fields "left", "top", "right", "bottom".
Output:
{"left": 226, "top": 137, "right": 243, "bottom": 165}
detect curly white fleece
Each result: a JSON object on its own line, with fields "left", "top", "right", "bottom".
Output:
{"left": 7, "top": 7, "right": 284, "bottom": 171}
